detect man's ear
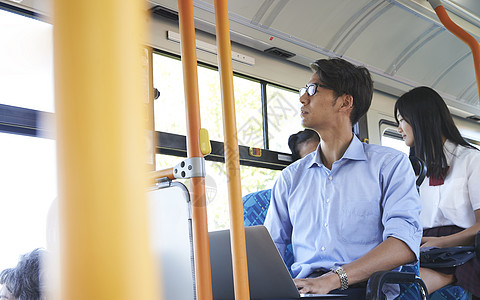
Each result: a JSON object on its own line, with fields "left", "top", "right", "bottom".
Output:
{"left": 339, "top": 94, "right": 353, "bottom": 111}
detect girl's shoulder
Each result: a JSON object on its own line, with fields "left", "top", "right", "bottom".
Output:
{"left": 453, "top": 143, "right": 480, "bottom": 165}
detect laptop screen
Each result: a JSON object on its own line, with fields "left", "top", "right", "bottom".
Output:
{"left": 209, "top": 225, "right": 301, "bottom": 300}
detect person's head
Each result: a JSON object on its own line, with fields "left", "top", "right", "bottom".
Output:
{"left": 299, "top": 58, "right": 373, "bottom": 130}
{"left": 0, "top": 249, "right": 45, "bottom": 300}
{"left": 288, "top": 129, "right": 320, "bottom": 160}
{"left": 394, "top": 86, "right": 475, "bottom": 178}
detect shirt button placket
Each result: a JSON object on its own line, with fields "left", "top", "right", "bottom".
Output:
{"left": 322, "top": 173, "right": 332, "bottom": 256}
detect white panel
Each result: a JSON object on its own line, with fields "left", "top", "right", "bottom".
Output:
{"left": 149, "top": 184, "right": 195, "bottom": 300}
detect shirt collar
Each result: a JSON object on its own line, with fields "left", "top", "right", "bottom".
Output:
{"left": 307, "top": 135, "right": 367, "bottom": 168}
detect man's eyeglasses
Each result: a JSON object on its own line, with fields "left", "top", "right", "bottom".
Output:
{"left": 299, "top": 83, "right": 332, "bottom": 97}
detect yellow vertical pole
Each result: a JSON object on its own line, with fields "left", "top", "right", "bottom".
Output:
{"left": 146, "top": 47, "right": 157, "bottom": 171}
{"left": 53, "top": 0, "right": 159, "bottom": 300}
{"left": 177, "top": 1, "right": 213, "bottom": 300}
{"left": 214, "top": 0, "right": 250, "bottom": 299}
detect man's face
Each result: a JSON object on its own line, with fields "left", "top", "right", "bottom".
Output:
{"left": 0, "top": 285, "right": 16, "bottom": 300}
{"left": 299, "top": 73, "right": 340, "bottom": 131}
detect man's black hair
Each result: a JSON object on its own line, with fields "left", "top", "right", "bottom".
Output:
{"left": 310, "top": 58, "right": 373, "bottom": 125}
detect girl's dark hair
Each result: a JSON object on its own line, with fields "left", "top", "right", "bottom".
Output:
{"left": 288, "top": 129, "right": 320, "bottom": 161}
{"left": 394, "top": 86, "right": 476, "bottom": 179}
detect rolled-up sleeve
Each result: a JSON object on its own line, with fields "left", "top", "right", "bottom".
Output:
{"left": 381, "top": 154, "right": 423, "bottom": 261}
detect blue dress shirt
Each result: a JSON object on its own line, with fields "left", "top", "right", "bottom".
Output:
{"left": 264, "top": 136, "right": 422, "bottom": 279}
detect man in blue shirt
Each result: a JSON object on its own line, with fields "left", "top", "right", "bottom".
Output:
{"left": 264, "top": 58, "right": 422, "bottom": 298}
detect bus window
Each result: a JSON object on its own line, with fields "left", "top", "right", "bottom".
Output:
{"left": 153, "top": 53, "right": 263, "bottom": 148}
{"left": 156, "top": 153, "right": 281, "bottom": 231}
{"left": 0, "top": 132, "right": 57, "bottom": 271}
{"left": 381, "top": 126, "right": 410, "bottom": 155}
{"left": 0, "top": 9, "right": 54, "bottom": 112}
{"left": 208, "top": 162, "right": 280, "bottom": 230}
{"left": 152, "top": 54, "right": 185, "bottom": 136}
{"left": 380, "top": 121, "right": 480, "bottom": 154}
{"left": 233, "top": 77, "right": 263, "bottom": 149}
{"left": 267, "top": 84, "right": 303, "bottom": 153}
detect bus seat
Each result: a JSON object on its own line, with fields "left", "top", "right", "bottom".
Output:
{"left": 404, "top": 156, "right": 472, "bottom": 300}
{"left": 429, "top": 286, "right": 471, "bottom": 300}
{"left": 243, "top": 189, "right": 294, "bottom": 275}
{"left": 243, "top": 189, "right": 271, "bottom": 227}
{"left": 409, "top": 155, "right": 427, "bottom": 189}
{"left": 149, "top": 182, "right": 196, "bottom": 300}
{"left": 366, "top": 270, "right": 428, "bottom": 300}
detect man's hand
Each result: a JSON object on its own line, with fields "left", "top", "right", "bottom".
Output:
{"left": 293, "top": 272, "right": 339, "bottom": 294}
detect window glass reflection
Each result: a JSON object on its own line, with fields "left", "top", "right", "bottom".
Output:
{"left": 267, "top": 84, "right": 303, "bottom": 153}
{"left": 0, "top": 133, "right": 56, "bottom": 271}
{"left": 0, "top": 9, "right": 54, "bottom": 112}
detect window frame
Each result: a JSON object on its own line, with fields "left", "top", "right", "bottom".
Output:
{"left": 150, "top": 50, "right": 298, "bottom": 168}
{"left": 0, "top": 6, "right": 298, "bottom": 170}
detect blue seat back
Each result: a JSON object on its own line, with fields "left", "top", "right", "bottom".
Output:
{"left": 243, "top": 189, "right": 294, "bottom": 275}
{"left": 243, "top": 189, "right": 271, "bottom": 227}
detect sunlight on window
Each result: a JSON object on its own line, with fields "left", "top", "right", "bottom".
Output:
{"left": 381, "top": 129, "right": 410, "bottom": 155}
{"left": 0, "top": 10, "right": 54, "bottom": 112}
{"left": 267, "top": 85, "right": 303, "bottom": 153}
{"left": 155, "top": 154, "right": 281, "bottom": 231}
{"left": 153, "top": 55, "right": 186, "bottom": 135}
{"left": 232, "top": 77, "right": 262, "bottom": 148}
{"left": 206, "top": 162, "right": 280, "bottom": 230}
{"left": 0, "top": 133, "right": 57, "bottom": 271}
{"left": 153, "top": 53, "right": 263, "bottom": 147}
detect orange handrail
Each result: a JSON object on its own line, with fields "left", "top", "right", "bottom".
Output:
{"left": 151, "top": 168, "right": 175, "bottom": 181}
{"left": 429, "top": 0, "right": 480, "bottom": 104}
{"left": 214, "top": 0, "right": 250, "bottom": 299}
{"left": 177, "top": 1, "right": 213, "bottom": 300}
{"left": 53, "top": 0, "right": 159, "bottom": 299}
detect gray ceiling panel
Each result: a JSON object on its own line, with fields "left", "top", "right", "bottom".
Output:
{"left": 343, "top": 5, "right": 433, "bottom": 71}
{"left": 436, "top": 55, "right": 476, "bottom": 95}
{"left": 396, "top": 31, "right": 471, "bottom": 86}
{"left": 450, "top": 0, "right": 480, "bottom": 17}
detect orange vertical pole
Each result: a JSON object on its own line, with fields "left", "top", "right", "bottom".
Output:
{"left": 177, "top": 1, "right": 213, "bottom": 300}
{"left": 53, "top": 0, "right": 159, "bottom": 300}
{"left": 429, "top": 0, "right": 480, "bottom": 104}
{"left": 214, "top": 1, "right": 250, "bottom": 299}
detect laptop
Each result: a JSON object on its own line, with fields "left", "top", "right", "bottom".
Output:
{"left": 209, "top": 225, "right": 347, "bottom": 299}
